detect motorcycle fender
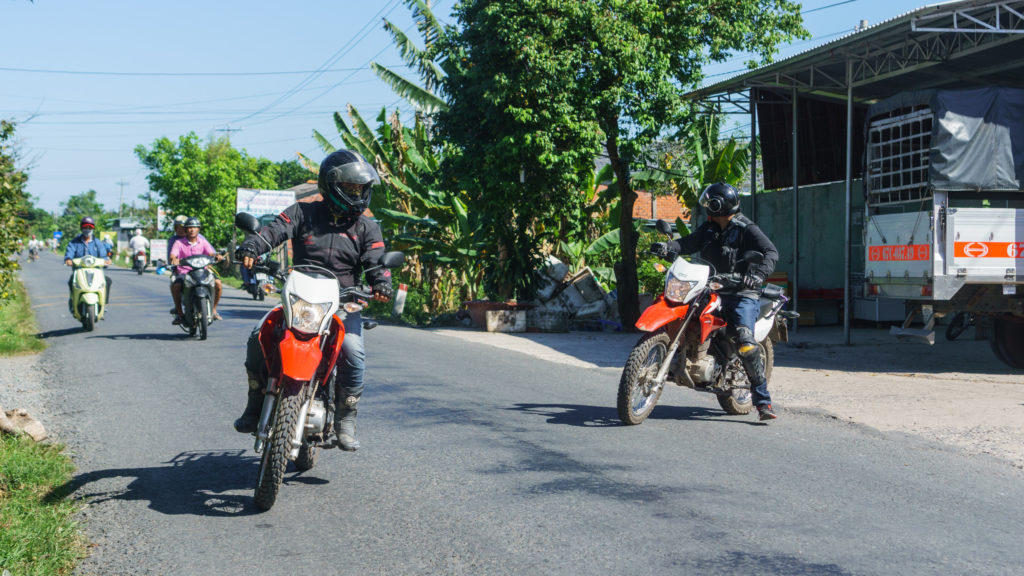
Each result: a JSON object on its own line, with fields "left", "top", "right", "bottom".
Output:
{"left": 278, "top": 330, "right": 322, "bottom": 382}
{"left": 81, "top": 292, "right": 100, "bottom": 305}
{"left": 757, "top": 315, "right": 783, "bottom": 342}
{"left": 194, "top": 286, "right": 211, "bottom": 299}
{"left": 635, "top": 296, "right": 689, "bottom": 332}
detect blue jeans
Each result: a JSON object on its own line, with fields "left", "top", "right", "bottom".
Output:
{"left": 720, "top": 294, "right": 772, "bottom": 406}
{"left": 245, "top": 310, "right": 365, "bottom": 393}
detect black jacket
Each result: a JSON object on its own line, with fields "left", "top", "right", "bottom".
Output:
{"left": 239, "top": 200, "right": 391, "bottom": 289}
{"left": 667, "top": 213, "right": 778, "bottom": 297}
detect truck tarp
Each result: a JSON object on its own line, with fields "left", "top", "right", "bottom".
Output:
{"left": 867, "top": 87, "right": 1024, "bottom": 191}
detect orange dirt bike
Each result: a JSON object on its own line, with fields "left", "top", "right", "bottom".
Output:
{"left": 617, "top": 220, "right": 798, "bottom": 425}
{"left": 234, "top": 212, "right": 405, "bottom": 511}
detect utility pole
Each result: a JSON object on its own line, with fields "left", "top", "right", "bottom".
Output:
{"left": 216, "top": 126, "right": 242, "bottom": 143}
{"left": 116, "top": 179, "right": 129, "bottom": 221}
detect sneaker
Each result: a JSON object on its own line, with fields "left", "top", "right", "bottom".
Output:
{"left": 757, "top": 404, "right": 777, "bottom": 421}
{"left": 172, "top": 314, "right": 184, "bottom": 325}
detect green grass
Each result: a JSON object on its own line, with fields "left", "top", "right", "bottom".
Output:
{"left": 0, "top": 280, "right": 46, "bottom": 356}
{"left": 0, "top": 434, "right": 86, "bottom": 576}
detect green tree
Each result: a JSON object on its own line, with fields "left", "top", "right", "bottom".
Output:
{"left": 0, "top": 120, "right": 29, "bottom": 300}
{"left": 274, "top": 159, "right": 314, "bottom": 190}
{"left": 135, "top": 133, "right": 278, "bottom": 248}
{"left": 56, "top": 189, "right": 106, "bottom": 240}
{"left": 435, "top": 0, "right": 805, "bottom": 325}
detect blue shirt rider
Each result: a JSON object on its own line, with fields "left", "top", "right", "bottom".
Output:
{"left": 64, "top": 216, "right": 112, "bottom": 301}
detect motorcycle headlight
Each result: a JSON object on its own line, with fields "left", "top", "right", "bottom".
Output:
{"left": 287, "top": 294, "right": 332, "bottom": 334}
{"left": 664, "top": 276, "right": 694, "bottom": 303}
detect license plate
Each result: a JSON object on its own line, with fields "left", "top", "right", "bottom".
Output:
{"left": 254, "top": 273, "right": 269, "bottom": 281}
{"left": 1004, "top": 284, "right": 1017, "bottom": 295}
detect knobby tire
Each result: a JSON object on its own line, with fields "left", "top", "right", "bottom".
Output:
{"left": 254, "top": 393, "right": 302, "bottom": 511}
{"left": 617, "top": 330, "right": 669, "bottom": 425}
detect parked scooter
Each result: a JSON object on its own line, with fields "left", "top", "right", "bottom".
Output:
{"left": 175, "top": 253, "right": 222, "bottom": 340}
{"left": 133, "top": 250, "right": 147, "bottom": 275}
{"left": 234, "top": 212, "right": 404, "bottom": 510}
{"left": 69, "top": 255, "right": 108, "bottom": 331}
{"left": 617, "top": 220, "right": 798, "bottom": 425}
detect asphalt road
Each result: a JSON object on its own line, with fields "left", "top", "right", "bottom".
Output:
{"left": 19, "top": 252, "right": 1024, "bottom": 576}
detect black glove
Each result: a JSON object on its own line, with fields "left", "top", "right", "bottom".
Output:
{"left": 373, "top": 282, "right": 393, "bottom": 300}
{"left": 235, "top": 247, "right": 257, "bottom": 261}
{"left": 742, "top": 273, "right": 764, "bottom": 291}
{"left": 650, "top": 242, "right": 669, "bottom": 258}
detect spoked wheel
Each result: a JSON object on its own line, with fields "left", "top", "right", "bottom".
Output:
{"left": 617, "top": 330, "right": 669, "bottom": 425}
{"left": 717, "top": 338, "right": 773, "bottom": 415}
{"left": 294, "top": 441, "right": 318, "bottom": 471}
{"left": 945, "top": 311, "right": 973, "bottom": 341}
{"left": 198, "top": 298, "right": 210, "bottom": 341}
{"left": 254, "top": 393, "right": 301, "bottom": 511}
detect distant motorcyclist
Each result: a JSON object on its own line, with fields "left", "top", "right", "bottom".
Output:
{"left": 128, "top": 228, "right": 150, "bottom": 255}
{"left": 169, "top": 217, "right": 224, "bottom": 323}
{"left": 658, "top": 182, "right": 780, "bottom": 420}
{"left": 64, "top": 217, "right": 112, "bottom": 302}
{"left": 233, "top": 149, "right": 393, "bottom": 451}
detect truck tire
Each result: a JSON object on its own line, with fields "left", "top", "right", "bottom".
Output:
{"left": 991, "top": 317, "right": 1024, "bottom": 370}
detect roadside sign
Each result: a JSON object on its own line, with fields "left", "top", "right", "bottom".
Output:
{"left": 53, "top": 230, "right": 63, "bottom": 239}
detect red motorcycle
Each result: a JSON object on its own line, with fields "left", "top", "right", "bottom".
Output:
{"left": 617, "top": 220, "right": 798, "bottom": 424}
{"left": 235, "top": 213, "right": 404, "bottom": 510}
{"left": 133, "top": 250, "right": 147, "bottom": 275}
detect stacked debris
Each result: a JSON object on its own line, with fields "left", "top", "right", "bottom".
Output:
{"left": 527, "top": 256, "right": 620, "bottom": 332}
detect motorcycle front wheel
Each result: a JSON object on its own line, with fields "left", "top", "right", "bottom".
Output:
{"left": 617, "top": 330, "right": 669, "bottom": 425}
{"left": 254, "top": 393, "right": 301, "bottom": 511}
{"left": 81, "top": 303, "right": 95, "bottom": 332}
{"left": 198, "top": 298, "right": 210, "bottom": 341}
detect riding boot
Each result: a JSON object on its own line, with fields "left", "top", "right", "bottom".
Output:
{"left": 333, "top": 386, "right": 363, "bottom": 451}
{"left": 233, "top": 377, "right": 263, "bottom": 433}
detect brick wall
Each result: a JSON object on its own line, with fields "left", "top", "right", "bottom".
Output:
{"left": 631, "top": 190, "right": 690, "bottom": 222}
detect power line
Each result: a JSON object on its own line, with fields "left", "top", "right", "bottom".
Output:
{"left": 804, "top": 0, "right": 859, "bottom": 15}
{"left": 0, "top": 65, "right": 399, "bottom": 77}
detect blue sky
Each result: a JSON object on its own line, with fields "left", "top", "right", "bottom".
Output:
{"left": 2, "top": 0, "right": 936, "bottom": 213}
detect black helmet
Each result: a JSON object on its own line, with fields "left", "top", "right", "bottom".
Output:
{"left": 698, "top": 182, "right": 741, "bottom": 217}
{"left": 317, "top": 150, "right": 379, "bottom": 216}
{"left": 184, "top": 217, "right": 201, "bottom": 228}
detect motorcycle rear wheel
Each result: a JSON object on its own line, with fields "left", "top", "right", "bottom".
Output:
{"left": 991, "top": 317, "right": 1024, "bottom": 370}
{"left": 254, "top": 393, "right": 301, "bottom": 511}
{"left": 617, "top": 330, "right": 669, "bottom": 425}
{"left": 716, "top": 338, "right": 773, "bottom": 415}
{"left": 294, "top": 442, "right": 318, "bottom": 471}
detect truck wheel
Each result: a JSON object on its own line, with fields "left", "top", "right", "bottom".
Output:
{"left": 991, "top": 317, "right": 1024, "bottom": 370}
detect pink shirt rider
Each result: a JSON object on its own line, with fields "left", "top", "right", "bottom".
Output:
{"left": 170, "top": 236, "right": 216, "bottom": 274}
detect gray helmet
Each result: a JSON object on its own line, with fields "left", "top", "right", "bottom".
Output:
{"left": 184, "top": 217, "right": 201, "bottom": 229}
{"left": 317, "top": 150, "right": 380, "bottom": 216}
{"left": 699, "top": 182, "right": 741, "bottom": 217}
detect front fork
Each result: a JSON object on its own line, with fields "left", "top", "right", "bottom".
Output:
{"left": 652, "top": 310, "right": 696, "bottom": 387}
{"left": 253, "top": 377, "right": 316, "bottom": 461}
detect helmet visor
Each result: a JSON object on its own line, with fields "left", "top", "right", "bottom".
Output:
{"left": 699, "top": 189, "right": 727, "bottom": 215}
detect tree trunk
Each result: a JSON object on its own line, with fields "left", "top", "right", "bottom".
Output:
{"left": 605, "top": 123, "right": 639, "bottom": 331}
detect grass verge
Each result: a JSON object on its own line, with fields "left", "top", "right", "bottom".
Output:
{"left": 0, "top": 434, "right": 86, "bottom": 575}
{"left": 0, "top": 279, "right": 46, "bottom": 356}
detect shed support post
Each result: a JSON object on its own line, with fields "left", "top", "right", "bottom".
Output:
{"left": 791, "top": 87, "right": 799, "bottom": 332}
{"left": 844, "top": 59, "right": 854, "bottom": 345}
{"left": 750, "top": 88, "right": 758, "bottom": 221}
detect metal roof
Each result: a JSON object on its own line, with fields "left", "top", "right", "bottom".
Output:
{"left": 687, "top": 0, "right": 1024, "bottom": 105}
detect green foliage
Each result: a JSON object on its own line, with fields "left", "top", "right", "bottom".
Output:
{"left": 0, "top": 119, "right": 29, "bottom": 302}
{"left": 274, "top": 159, "right": 314, "bottom": 190}
{"left": 436, "top": 0, "right": 805, "bottom": 321}
{"left": 0, "top": 279, "right": 46, "bottom": 356}
{"left": 134, "top": 133, "right": 278, "bottom": 248}
{"left": 0, "top": 434, "right": 86, "bottom": 575}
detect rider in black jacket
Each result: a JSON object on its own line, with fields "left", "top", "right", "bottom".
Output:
{"left": 233, "top": 150, "right": 393, "bottom": 450}
{"left": 661, "top": 182, "right": 780, "bottom": 420}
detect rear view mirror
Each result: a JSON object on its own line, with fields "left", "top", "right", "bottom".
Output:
{"left": 379, "top": 251, "right": 405, "bottom": 269}
{"left": 234, "top": 213, "right": 260, "bottom": 234}
{"left": 655, "top": 219, "right": 673, "bottom": 236}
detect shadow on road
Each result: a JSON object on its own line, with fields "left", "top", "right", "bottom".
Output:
{"left": 509, "top": 402, "right": 759, "bottom": 427}
{"left": 218, "top": 308, "right": 272, "bottom": 321}
{"left": 37, "top": 327, "right": 84, "bottom": 339}
{"left": 45, "top": 450, "right": 327, "bottom": 516}
{"left": 86, "top": 332, "right": 189, "bottom": 341}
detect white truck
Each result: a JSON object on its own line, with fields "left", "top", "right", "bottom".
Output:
{"left": 863, "top": 87, "right": 1024, "bottom": 369}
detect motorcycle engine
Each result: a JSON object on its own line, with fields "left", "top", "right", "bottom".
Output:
{"left": 304, "top": 398, "right": 327, "bottom": 436}
{"left": 687, "top": 355, "right": 720, "bottom": 385}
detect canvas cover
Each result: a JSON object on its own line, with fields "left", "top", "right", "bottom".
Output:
{"left": 867, "top": 87, "right": 1024, "bottom": 191}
